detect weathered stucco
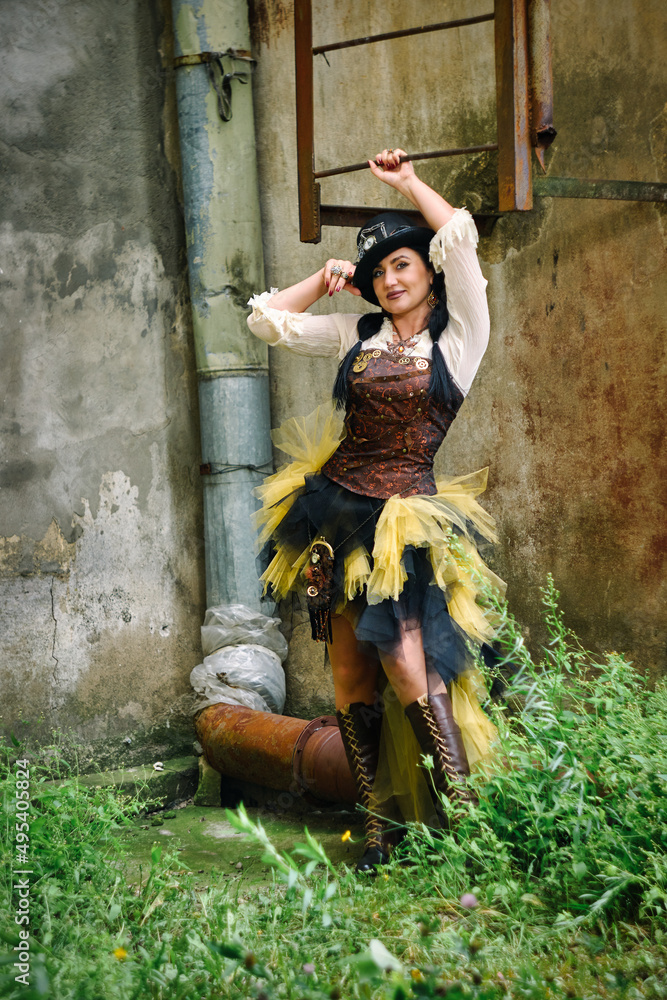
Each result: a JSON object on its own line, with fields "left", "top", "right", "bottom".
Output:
{"left": 1, "top": 0, "right": 664, "bottom": 758}
{"left": 0, "top": 0, "right": 205, "bottom": 762}
{"left": 247, "top": 0, "right": 666, "bottom": 702}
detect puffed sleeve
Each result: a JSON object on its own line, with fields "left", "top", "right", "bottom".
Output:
{"left": 247, "top": 289, "right": 361, "bottom": 360}
{"left": 429, "top": 209, "right": 490, "bottom": 396}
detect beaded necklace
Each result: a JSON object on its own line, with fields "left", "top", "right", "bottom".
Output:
{"left": 386, "top": 324, "right": 427, "bottom": 358}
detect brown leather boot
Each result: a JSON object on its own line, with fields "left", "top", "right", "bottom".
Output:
{"left": 404, "top": 692, "right": 477, "bottom": 816}
{"left": 336, "top": 701, "right": 391, "bottom": 873}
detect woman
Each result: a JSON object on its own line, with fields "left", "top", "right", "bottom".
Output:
{"left": 247, "top": 148, "right": 502, "bottom": 872}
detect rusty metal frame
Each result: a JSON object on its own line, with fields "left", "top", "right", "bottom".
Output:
{"left": 294, "top": 0, "right": 534, "bottom": 243}
{"left": 314, "top": 145, "right": 500, "bottom": 181}
{"left": 316, "top": 204, "right": 502, "bottom": 239}
{"left": 312, "top": 14, "right": 496, "bottom": 55}
{"left": 495, "top": 0, "right": 532, "bottom": 210}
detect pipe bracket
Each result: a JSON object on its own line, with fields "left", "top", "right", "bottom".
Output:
{"left": 173, "top": 50, "right": 255, "bottom": 122}
{"left": 173, "top": 49, "right": 254, "bottom": 68}
{"left": 291, "top": 716, "right": 338, "bottom": 802}
{"left": 199, "top": 461, "right": 273, "bottom": 476}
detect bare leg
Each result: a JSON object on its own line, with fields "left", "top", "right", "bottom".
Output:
{"left": 377, "top": 622, "right": 429, "bottom": 707}
{"left": 327, "top": 612, "right": 379, "bottom": 709}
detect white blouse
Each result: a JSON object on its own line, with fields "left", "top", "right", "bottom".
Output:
{"left": 246, "top": 207, "right": 490, "bottom": 396}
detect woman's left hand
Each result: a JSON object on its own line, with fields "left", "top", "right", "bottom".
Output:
{"left": 368, "top": 148, "right": 415, "bottom": 190}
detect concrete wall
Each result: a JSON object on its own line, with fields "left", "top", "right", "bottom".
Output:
{"left": 0, "top": 0, "right": 205, "bottom": 765}
{"left": 248, "top": 0, "right": 666, "bottom": 714}
{"left": 1, "top": 0, "right": 664, "bottom": 751}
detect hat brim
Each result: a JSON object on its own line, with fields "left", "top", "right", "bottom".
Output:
{"left": 353, "top": 226, "right": 435, "bottom": 306}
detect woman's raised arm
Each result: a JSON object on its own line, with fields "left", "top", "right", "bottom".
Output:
{"left": 265, "top": 257, "right": 361, "bottom": 313}
{"left": 367, "top": 148, "right": 457, "bottom": 230}
{"left": 247, "top": 254, "right": 362, "bottom": 358}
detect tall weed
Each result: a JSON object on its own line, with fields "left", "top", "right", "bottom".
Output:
{"left": 406, "top": 576, "right": 667, "bottom": 926}
{"left": 1, "top": 578, "right": 666, "bottom": 999}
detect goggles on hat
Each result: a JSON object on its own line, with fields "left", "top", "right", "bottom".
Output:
{"left": 356, "top": 221, "right": 411, "bottom": 261}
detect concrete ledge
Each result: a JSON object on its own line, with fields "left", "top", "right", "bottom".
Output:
{"left": 42, "top": 753, "right": 351, "bottom": 818}
{"left": 45, "top": 755, "right": 199, "bottom": 810}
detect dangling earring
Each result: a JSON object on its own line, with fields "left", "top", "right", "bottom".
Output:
{"left": 427, "top": 290, "right": 438, "bottom": 308}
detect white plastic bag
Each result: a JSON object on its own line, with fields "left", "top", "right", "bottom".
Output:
{"left": 191, "top": 604, "right": 287, "bottom": 714}
{"left": 201, "top": 604, "right": 288, "bottom": 661}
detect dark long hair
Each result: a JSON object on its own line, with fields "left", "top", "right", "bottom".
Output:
{"left": 332, "top": 247, "right": 457, "bottom": 409}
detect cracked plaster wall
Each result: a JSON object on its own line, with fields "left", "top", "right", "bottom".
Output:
{"left": 1, "top": 0, "right": 664, "bottom": 748}
{"left": 248, "top": 0, "right": 666, "bottom": 715}
{"left": 0, "top": 0, "right": 205, "bottom": 763}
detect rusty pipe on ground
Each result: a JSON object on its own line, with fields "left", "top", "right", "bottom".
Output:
{"left": 195, "top": 703, "right": 357, "bottom": 805}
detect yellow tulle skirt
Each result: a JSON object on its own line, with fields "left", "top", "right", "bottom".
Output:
{"left": 253, "top": 405, "right": 505, "bottom": 823}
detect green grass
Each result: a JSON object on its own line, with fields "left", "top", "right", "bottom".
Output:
{"left": 1, "top": 577, "right": 666, "bottom": 999}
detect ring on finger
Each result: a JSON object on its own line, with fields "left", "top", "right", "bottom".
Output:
{"left": 330, "top": 265, "right": 342, "bottom": 276}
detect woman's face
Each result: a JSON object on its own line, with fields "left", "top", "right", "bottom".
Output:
{"left": 371, "top": 247, "right": 432, "bottom": 316}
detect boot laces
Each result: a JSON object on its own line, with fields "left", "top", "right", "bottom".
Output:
{"left": 339, "top": 708, "right": 386, "bottom": 848}
{"left": 418, "top": 695, "right": 474, "bottom": 804}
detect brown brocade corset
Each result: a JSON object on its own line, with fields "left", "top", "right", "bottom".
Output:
{"left": 320, "top": 349, "right": 464, "bottom": 499}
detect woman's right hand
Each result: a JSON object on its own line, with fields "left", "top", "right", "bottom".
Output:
{"left": 322, "top": 259, "right": 361, "bottom": 298}
{"left": 368, "top": 146, "right": 456, "bottom": 231}
{"left": 368, "top": 148, "right": 415, "bottom": 192}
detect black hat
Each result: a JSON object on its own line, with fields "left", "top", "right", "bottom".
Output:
{"left": 353, "top": 212, "right": 435, "bottom": 305}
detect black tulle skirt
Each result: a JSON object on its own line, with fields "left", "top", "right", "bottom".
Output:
{"left": 259, "top": 473, "right": 479, "bottom": 686}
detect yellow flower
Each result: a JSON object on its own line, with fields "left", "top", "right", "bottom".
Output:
{"left": 383, "top": 873, "right": 389, "bottom": 880}
{"left": 341, "top": 830, "right": 352, "bottom": 842}
{"left": 411, "top": 969, "right": 424, "bottom": 982}
{"left": 113, "top": 948, "right": 128, "bottom": 961}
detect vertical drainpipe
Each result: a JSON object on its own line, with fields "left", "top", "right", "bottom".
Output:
{"left": 171, "top": 0, "right": 271, "bottom": 610}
